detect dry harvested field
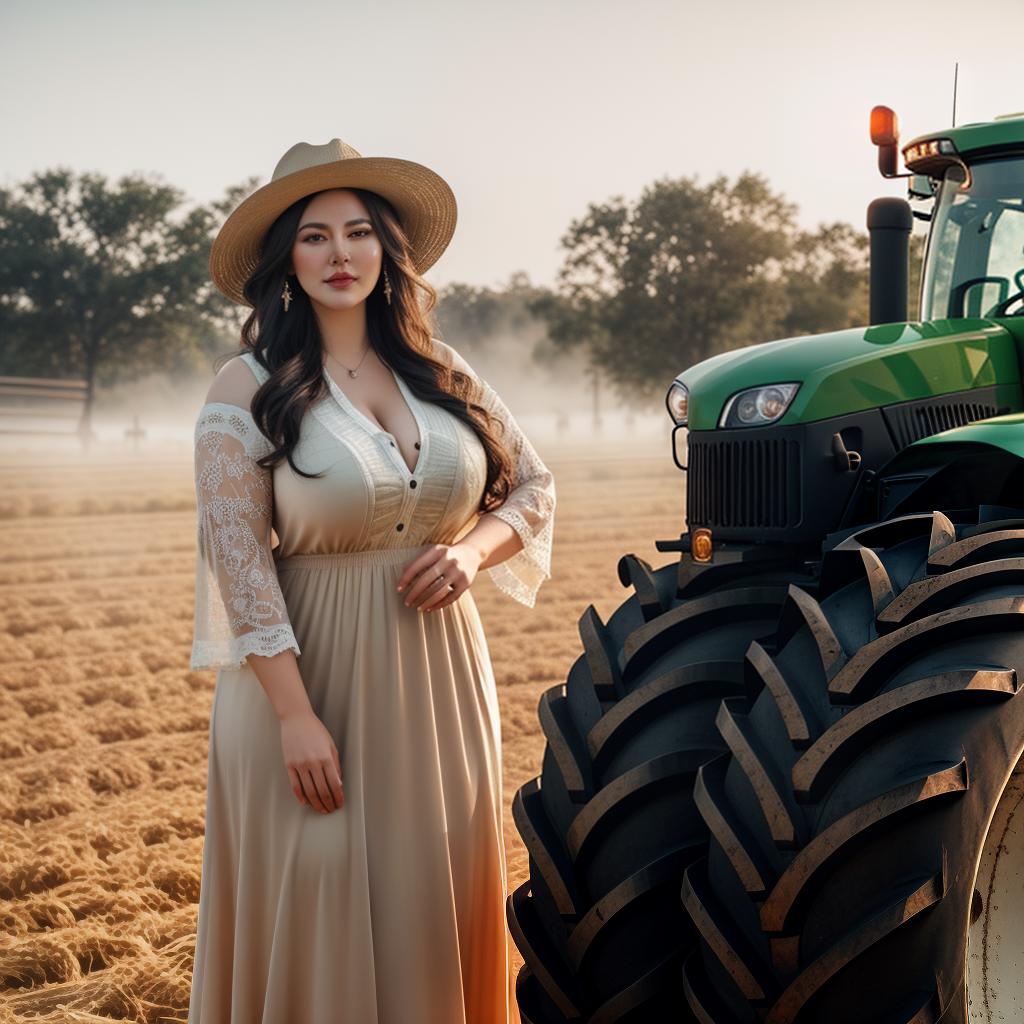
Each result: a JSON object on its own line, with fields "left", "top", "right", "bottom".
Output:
{"left": 0, "top": 427, "right": 685, "bottom": 1022}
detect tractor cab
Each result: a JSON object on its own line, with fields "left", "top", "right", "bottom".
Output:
{"left": 919, "top": 150, "right": 1024, "bottom": 321}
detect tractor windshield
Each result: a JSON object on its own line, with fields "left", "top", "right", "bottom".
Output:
{"left": 920, "top": 156, "right": 1024, "bottom": 320}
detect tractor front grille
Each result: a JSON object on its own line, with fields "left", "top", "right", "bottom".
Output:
{"left": 687, "top": 436, "right": 802, "bottom": 530}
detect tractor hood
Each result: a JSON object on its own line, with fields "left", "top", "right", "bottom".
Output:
{"left": 677, "top": 318, "right": 1020, "bottom": 431}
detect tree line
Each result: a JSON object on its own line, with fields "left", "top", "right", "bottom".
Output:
{"left": 0, "top": 166, "right": 924, "bottom": 420}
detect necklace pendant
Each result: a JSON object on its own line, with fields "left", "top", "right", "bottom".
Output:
{"left": 349, "top": 369, "right": 358, "bottom": 378}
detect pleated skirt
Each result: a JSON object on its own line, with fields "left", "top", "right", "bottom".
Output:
{"left": 187, "top": 545, "right": 521, "bottom": 1024}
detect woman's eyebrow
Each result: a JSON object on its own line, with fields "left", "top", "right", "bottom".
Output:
{"left": 297, "top": 218, "right": 372, "bottom": 232}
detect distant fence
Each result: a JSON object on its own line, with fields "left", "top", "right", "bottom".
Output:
{"left": 0, "top": 374, "right": 93, "bottom": 448}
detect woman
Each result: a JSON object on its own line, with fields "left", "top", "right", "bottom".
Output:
{"left": 188, "top": 138, "right": 555, "bottom": 1023}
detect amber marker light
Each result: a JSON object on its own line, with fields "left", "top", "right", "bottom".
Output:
{"left": 870, "top": 105, "right": 899, "bottom": 146}
{"left": 691, "top": 528, "right": 713, "bottom": 563}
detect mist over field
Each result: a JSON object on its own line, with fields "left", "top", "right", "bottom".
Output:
{"left": 76, "top": 340, "right": 671, "bottom": 450}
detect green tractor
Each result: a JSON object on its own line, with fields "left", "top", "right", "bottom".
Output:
{"left": 509, "top": 107, "right": 1024, "bottom": 1023}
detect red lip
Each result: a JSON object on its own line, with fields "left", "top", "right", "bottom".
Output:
{"left": 326, "top": 273, "right": 356, "bottom": 283}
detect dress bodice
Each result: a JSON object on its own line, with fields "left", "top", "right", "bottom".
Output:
{"left": 242, "top": 353, "right": 489, "bottom": 558}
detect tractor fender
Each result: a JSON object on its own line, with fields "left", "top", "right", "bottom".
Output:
{"left": 867, "top": 414, "right": 1024, "bottom": 521}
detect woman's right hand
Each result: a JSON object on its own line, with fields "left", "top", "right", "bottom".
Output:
{"left": 279, "top": 710, "right": 345, "bottom": 813}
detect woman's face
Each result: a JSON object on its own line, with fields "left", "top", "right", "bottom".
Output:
{"left": 289, "top": 189, "right": 383, "bottom": 312}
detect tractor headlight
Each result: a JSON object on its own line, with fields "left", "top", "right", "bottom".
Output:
{"left": 719, "top": 383, "right": 799, "bottom": 428}
{"left": 666, "top": 381, "right": 689, "bottom": 425}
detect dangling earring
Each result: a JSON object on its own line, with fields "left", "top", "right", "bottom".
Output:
{"left": 382, "top": 266, "right": 393, "bottom": 306}
{"left": 281, "top": 277, "right": 294, "bottom": 312}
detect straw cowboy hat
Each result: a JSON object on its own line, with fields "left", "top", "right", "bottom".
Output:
{"left": 209, "top": 138, "right": 458, "bottom": 307}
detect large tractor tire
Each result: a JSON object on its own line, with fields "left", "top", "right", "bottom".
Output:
{"left": 680, "top": 506, "right": 1024, "bottom": 1024}
{"left": 508, "top": 550, "right": 818, "bottom": 1022}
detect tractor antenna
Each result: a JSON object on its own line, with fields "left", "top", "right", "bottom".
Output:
{"left": 952, "top": 62, "right": 959, "bottom": 127}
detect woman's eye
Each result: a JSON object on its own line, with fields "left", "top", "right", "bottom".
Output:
{"left": 301, "top": 229, "right": 369, "bottom": 242}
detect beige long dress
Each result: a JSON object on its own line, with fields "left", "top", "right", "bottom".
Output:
{"left": 186, "top": 341, "right": 555, "bottom": 1024}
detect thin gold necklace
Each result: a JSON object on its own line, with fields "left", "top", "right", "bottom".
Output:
{"left": 325, "top": 345, "right": 372, "bottom": 379}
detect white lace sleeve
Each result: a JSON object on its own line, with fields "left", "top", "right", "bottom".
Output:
{"left": 190, "top": 402, "right": 301, "bottom": 670}
{"left": 435, "top": 340, "right": 556, "bottom": 607}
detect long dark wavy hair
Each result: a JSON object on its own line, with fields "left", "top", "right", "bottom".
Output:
{"left": 213, "top": 187, "right": 515, "bottom": 514}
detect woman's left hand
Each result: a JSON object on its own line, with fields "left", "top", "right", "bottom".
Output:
{"left": 397, "top": 542, "right": 482, "bottom": 613}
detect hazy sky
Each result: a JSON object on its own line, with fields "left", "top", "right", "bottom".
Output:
{"left": 3, "top": 0, "right": 1021, "bottom": 291}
